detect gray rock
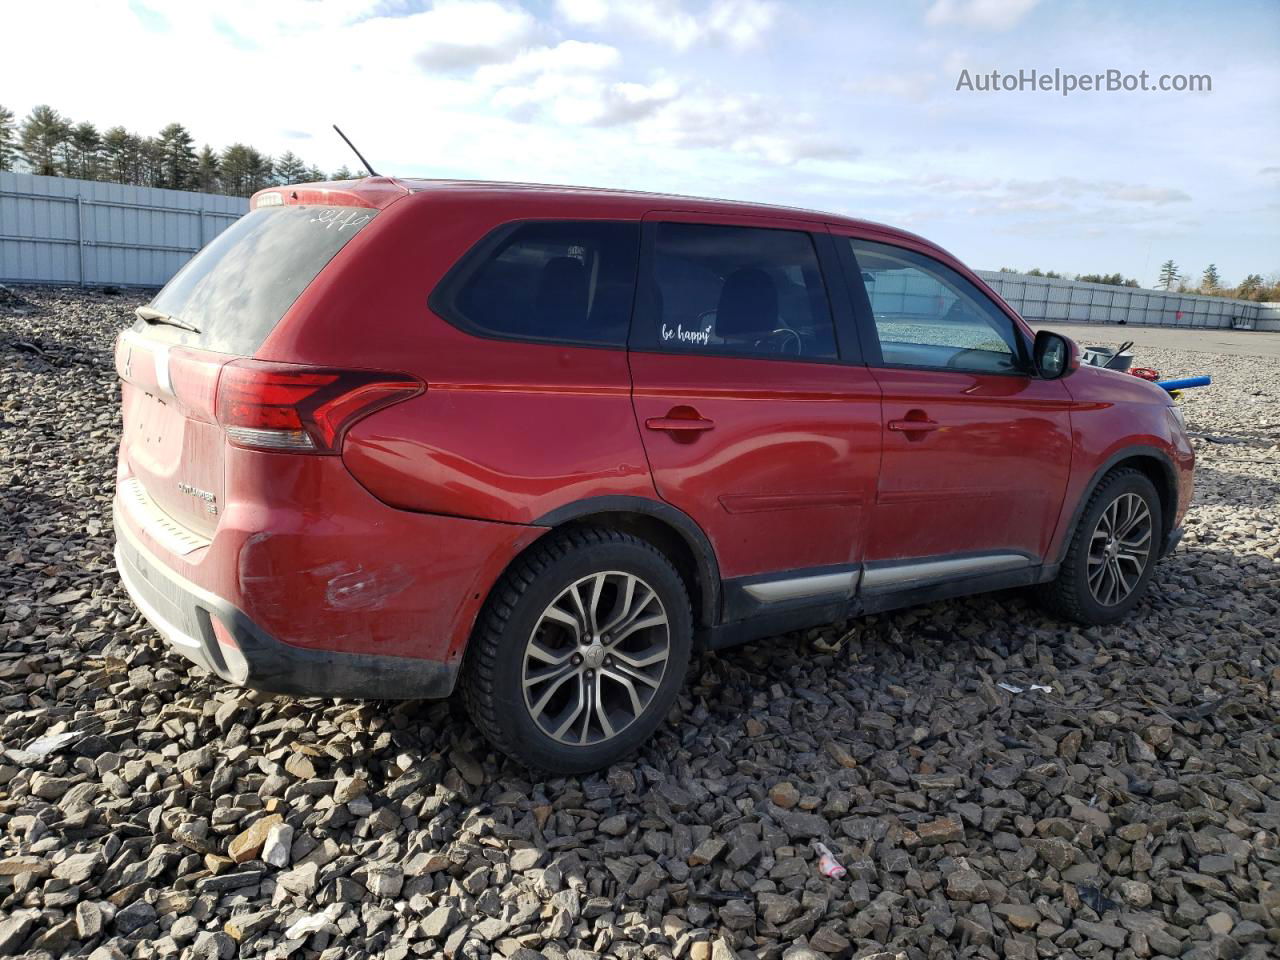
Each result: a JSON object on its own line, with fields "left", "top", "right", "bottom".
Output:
{"left": 0, "top": 289, "right": 1274, "bottom": 960}
{"left": 366, "top": 863, "right": 405, "bottom": 898}
{"left": 114, "top": 901, "right": 157, "bottom": 936}
{"left": 0, "top": 912, "right": 36, "bottom": 955}
{"left": 423, "top": 905, "right": 460, "bottom": 939}
{"left": 75, "top": 901, "right": 103, "bottom": 939}
{"left": 1074, "top": 920, "right": 1127, "bottom": 949}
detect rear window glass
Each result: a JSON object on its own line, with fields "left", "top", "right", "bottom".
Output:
{"left": 432, "top": 221, "right": 640, "bottom": 347}
{"left": 142, "top": 205, "right": 378, "bottom": 354}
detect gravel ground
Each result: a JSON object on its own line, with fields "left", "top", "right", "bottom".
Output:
{"left": 1, "top": 286, "right": 1277, "bottom": 960}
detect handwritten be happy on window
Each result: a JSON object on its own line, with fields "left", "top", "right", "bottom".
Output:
{"left": 661, "top": 322, "right": 712, "bottom": 347}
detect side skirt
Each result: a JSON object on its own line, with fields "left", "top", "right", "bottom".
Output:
{"left": 701, "top": 559, "right": 1058, "bottom": 652}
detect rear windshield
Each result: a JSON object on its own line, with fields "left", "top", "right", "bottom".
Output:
{"left": 142, "top": 205, "right": 378, "bottom": 354}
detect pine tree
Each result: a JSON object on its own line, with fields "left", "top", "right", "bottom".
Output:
{"left": 68, "top": 122, "right": 101, "bottom": 180}
{"left": 138, "top": 137, "right": 165, "bottom": 187}
{"left": 273, "top": 151, "right": 307, "bottom": 185}
{"left": 100, "top": 127, "right": 140, "bottom": 184}
{"left": 157, "top": 123, "right": 197, "bottom": 189}
{"left": 1, "top": 101, "right": 375, "bottom": 192}
{"left": 1158, "top": 260, "right": 1179, "bottom": 290}
{"left": 1238, "top": 273, "right": 1263, "bottom": 297}
{"left": 219, "top": 144, "right": 255, "bottom": 195}
{"left": 0, "top": 104, "right": 15, "bottom": 171}
{"left": 195, "top": 145, "right": 220, "bottom": 192}
{"left": 19, "top": 104, "right": 72, "bottom": 176}
{"left": 1201, "top": 264, "right": 1220, "bottom": 290}
{"left": 247, "top": 150, "right": 274, "bottom": 193}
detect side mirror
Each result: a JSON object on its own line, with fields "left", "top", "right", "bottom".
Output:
{"left": 1033, "top": 330, "right": 1079, "bottom": 380}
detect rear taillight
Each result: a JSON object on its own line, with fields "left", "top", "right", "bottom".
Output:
{"left": 215, "top": 359, "right": 422, "bottom": 454}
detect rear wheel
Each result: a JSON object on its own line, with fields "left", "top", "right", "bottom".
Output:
{"left": 462, "top": 527, "right": 692, "bottom": 774}
{"left": 1038, "top": 468, "right": 1162, "bottom": 625}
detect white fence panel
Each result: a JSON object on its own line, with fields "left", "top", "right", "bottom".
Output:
{"left": 0, "top": 176, "right": 1270, "bottom": 330}
{"left": 975, "top": 269, "right": 1261, "bottom": 328}
{"left": 0, "top": 171, "right": 248, "bottom": 288}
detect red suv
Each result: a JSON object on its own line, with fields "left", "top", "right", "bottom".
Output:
{"left": 114, "top": 178, "right": 1194, "bottom": 772}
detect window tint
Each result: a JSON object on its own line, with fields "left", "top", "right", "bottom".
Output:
{"left": 435, "top": 221, "right": 639, "bottom": 347}
{"left": 146, "top": 205, "right": 378, "bottom": 354}
{"left": 638, "top": 223, "right": 838, "bottom": 360}
{"left": 848, "top": 239, "right": 1024, "bottom": 374}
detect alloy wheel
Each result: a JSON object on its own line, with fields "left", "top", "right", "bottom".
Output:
{"left": 521, "top": 571, "right": 671, "bottom": 746}
{"left": 1087, "top": 492, "right": 1153, "bottom": 606}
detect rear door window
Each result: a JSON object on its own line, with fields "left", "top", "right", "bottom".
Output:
{"left": 431, "top": 221, "right": 640, "bottom": 348}
{"left": 144, "top": 205, "right": 378, "bottom": 354}
{"left": 634, "top": 222, "right": 838, "bottom": 360}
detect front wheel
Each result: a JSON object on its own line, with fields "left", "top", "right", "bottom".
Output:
{"left": 1037, "top": 467, "right": 1163, "bottom": 625}
{"left": 462, "top": 527, "right": 692, "bottom": 774}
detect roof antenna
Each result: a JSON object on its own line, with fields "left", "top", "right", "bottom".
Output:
{"left": 332, "top": 124, "right": 380, "bottom": 178}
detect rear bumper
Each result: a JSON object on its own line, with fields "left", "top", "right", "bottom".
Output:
{"left": 114, "top": 514, "right": 458, "bottom": 699}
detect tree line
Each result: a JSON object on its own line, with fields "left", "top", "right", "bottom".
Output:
{"left": 999, "top": 262, "right": 1278, "bottom": 302}
{"left": 0, "top": 104, "right": 365, "bottom": 197}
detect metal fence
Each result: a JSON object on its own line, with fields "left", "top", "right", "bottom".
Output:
{"left": 0, "top": 171, "right": 247, "bottom": 288}
{"left": 0, "top": 172, "right": 1272, "bottom": 332}
{"left": 976, "top": 269, "right": 1261, "bottom": 329}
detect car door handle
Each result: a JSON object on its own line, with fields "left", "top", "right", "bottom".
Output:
{"left": 887, "top": 418, "right": 940, "bottom": 432}
{"left": 646, "top": 416, "right": 715, "bottom": 433}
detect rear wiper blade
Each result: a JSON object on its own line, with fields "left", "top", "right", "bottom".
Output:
{"left": 135, "top": 305, "right": 200, "bottom": 333}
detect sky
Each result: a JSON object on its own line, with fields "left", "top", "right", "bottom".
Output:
{"left": 4, "top": 0, "right": 1278, "bottom": 286}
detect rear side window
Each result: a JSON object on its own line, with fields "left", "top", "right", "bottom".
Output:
{"left": 432, "top": 221, "right": 640, "bottom": 348}
{"left": 634, "top": 223, "right": 838, "bottom": 360}
{"left": 145, "top": 205, "right": 378, "bottom": 354}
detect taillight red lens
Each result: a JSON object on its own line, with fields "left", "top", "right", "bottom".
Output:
{"left": 215, "top": 359, "right": 422, "bottom": 454}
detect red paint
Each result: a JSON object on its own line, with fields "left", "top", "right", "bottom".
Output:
{"left": 865, "top": 367, "right": 1075, "bottom": 562}
{"left": 115, "top": 178, "right": 1195, "bottom": 681}
{"left": 629, "top": 351, "right": 882, "bottom": 578}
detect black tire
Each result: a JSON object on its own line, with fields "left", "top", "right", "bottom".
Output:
{"left": 462, "top": 526, "right": 693, "bottom": 774}
{"left": 1038, "top": 467, "right": 1163, "bottom": 625}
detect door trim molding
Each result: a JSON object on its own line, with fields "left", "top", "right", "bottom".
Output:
{"left": 721, "top": 563, "right": 860, "bottom": 622}
{"left": 860, "top": 552, "right": 1035, "bottom": 594}
{"left": 742, "top": 569, "right": 859, "bottom": 603}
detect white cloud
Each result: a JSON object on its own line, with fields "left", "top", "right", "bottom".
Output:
{"left": 411, "top": 0, "right": 540, "bottom": 70}
{"left": 705, "top": 0, "right": 779, "bottom": 51}
{"left": 475, "top": 40, "right": 621, "bottom": 86}
{"left": 555, "top": 0, "right": 777, "bottom": 52}
{"left": 925, "top": 0, "right": 1040, "bottom": 30}
{"left": 846, "top": 71, "right": 937, "bottom": 102}
{"left": 899, "top": 175, "right": 1191, "bottom": 207}
{"left": 1102, "top": 185, "right": 1191, "bottom": 205}
{"left": 590, "top": 80, "right": 684, "bottom": 126}
{"left": 554, "top": 0, "right": 609, "bottom": 25}
{"left": 492, "top": 74, "right": 677, "bottom": 127}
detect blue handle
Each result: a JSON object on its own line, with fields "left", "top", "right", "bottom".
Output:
{"left": 1157, "top": 376, "right": 1211, "bottom": 391}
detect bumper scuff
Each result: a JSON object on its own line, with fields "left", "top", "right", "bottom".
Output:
{"left": 115, "top": 515, "right": 458, "bottom": 700}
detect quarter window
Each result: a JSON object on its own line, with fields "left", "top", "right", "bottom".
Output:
{"left": 433, "top": 221, "right": 640, "bottom": 347}
{"left": 637, "top": 223, "right": 838, "bottom": 360}
{"left": 847, "top": 239, "right": 1024, "bottom": 373}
